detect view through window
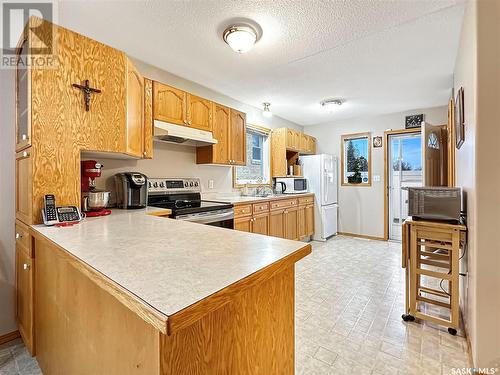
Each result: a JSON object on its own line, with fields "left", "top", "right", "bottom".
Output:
{"left": 234, "top": 125, "right": 270, "bottom": 186}
{"left": 341, "top": 133, "right": 371, "bottom": 185}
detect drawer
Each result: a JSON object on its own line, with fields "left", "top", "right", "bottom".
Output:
{"left": 298, "top": 196, "right": 314, "bottom": 206}
{"left": 270, "top": 199, "right": 297, "bottom": 211}
{"left": 234, "top": 204, "right": 252, "bottom": 218}
{"left": 15, "top": 220, "right": 32, "bottom": 257}
{"left": 252, "top": 202, "right": 269, "bottom": 214}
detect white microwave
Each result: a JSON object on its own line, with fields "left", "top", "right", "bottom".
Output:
{"left": 275, "top": 177, "right": 308, "bottom": 194}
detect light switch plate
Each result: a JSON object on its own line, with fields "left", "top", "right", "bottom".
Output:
{"left": 208, "top": 180, "right": 214, "bottom": 189}
{"left": 373, "top": 175, "right": 381, "bottom": 182}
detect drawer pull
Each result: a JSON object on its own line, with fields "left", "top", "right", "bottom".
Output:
{"left": 23, "top": 263, "right": 30, "bottom": 271}
{"left": 16, "top": 233, "right": 22, "bottom": 239}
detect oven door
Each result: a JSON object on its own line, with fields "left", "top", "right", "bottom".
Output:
{"left": 175, "top": 209, "right": 234, "bottom": 229}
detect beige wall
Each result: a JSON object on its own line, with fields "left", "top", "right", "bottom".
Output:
{"left": 455, "top": 0, "right": 500, "bottom": 367}
{"left": 306, "top": 106, "right": 448, "bottom": 238}
{"left": 0, "top": 69, "right": 17, "bottom": 336}
{"left": 91, "top": 57, "right": 303, "bottom": 198}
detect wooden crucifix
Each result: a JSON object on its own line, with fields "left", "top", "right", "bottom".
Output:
{"left": 72, "top": 80, "right": 101, "bottom": 111}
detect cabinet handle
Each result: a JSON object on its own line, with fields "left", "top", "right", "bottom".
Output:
{"left": 15, "top": 233, "right": 22, "bottom": 239}
{"left": 23, "top": 263, "right": 30, "bottom": 271}
{"left": 21, "top": 134, "right": 28, "bottom": 140}
{"left": 188, "top": 121, "right": 192, "bottom": 125}
{"left": 22, "top": 151, "right": 29, "bottom": 157}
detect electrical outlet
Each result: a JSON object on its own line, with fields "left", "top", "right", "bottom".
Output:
{"left": 208, "top": 180, "right": 214, "bottom": 189}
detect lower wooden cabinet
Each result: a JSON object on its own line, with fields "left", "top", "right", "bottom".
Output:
{"left": 15, "top": 221, "right": 34, "bottom": 355}
{"left": 234, "top": 196, "right": 314, "bottom": 241}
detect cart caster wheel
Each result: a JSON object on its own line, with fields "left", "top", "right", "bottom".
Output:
{"left": 402, "top": 314, "right": 415, "bottom": 322}
{"left": 448, "top": 328, "right": 457, "bottom": 336}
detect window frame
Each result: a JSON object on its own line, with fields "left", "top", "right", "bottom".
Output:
{"left": 340, "top": 132, "right": 372, "bottom": 187}
{"left": 233, "top": 124, "right": 272, "bottom": 188}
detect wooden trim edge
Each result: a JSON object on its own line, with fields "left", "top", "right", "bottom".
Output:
{"left": 337, "top": 232, "right": 386, "bottom": 242}
{"left": 0, "top": 330, "right": 20, "bottom": 346}
{"left": 460, "top": 308, "right": 475, "bottom": 369}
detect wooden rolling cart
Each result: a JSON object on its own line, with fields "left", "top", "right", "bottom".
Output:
{"left": 401, "top": 217, "right": 466, "bottom": 335}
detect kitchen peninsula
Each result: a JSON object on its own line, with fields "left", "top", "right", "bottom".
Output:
{"left": 30, "top": 209, "right": 311, "bottom": 374}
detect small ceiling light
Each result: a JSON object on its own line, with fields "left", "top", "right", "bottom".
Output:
{"left": 320, "top": 98, "right": 344, "bottom": 108}
{"left": 223, "top": 24, "right": 258, "bottom": 54}
{"left": 262, "top": 102, "right": 272, "bottom": 118}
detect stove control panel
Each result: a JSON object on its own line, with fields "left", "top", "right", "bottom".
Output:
{"left": 148, "top": 178, "right": 201, "bottom": 194}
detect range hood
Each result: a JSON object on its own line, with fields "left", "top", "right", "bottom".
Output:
{"left": 153, "top": 120, "right": 217, "bottom": 147}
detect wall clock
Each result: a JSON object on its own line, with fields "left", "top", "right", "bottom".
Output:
{"left": 373, "top": 136, "right": 383, "bottom": 148}
{"left": 405, "top": 114, "right": 424, "bottom": 129}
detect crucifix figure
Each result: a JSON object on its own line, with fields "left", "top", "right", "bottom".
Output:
{"left": 72, "top": 80, "right": 101, "bottom": 111}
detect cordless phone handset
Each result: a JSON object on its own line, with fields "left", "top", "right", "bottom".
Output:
{"left": 42, "top": 194, "right": 59, "bottom": 226}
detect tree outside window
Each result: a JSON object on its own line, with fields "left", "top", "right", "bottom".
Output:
{"left": 341, "top": 133, "right": 371, "bottom": 186}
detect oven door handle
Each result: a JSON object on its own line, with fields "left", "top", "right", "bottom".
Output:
{"left": 177, "top": 210, "right": 234, "bottom": 224}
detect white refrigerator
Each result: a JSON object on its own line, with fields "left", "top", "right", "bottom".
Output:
{"left": 300, "top": 154, "right": 338, "bottom": 241}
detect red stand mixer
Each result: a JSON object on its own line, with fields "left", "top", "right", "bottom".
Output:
{"left": 81, "top": 160, "right": 112, "bottom": 217}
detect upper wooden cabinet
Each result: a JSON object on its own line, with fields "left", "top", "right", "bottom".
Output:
{"left": 187, "top": 94, "right": 212, "bottom": 131}
{"left": 15, "top": 35, "right": 31, "bottom": 152}
{"left": 152, "top": 83, "right": 213, "bottom": 132}
{"left": 143, "top": 79, "right": 154, "bottom": 159}
{"left": 153, "top": 82, "right": 186, "bottom": 126}
{"left": 271, "top": 128, "right": 316, "bottom": 177}
{"left": 196, "top": 104, "right": 246, "bottom": 165}
{"left": 229, "top": 109, "right": 246, "bottom": 166}
{"left": 125, "top": 59, "right": 145, "bottom": 158}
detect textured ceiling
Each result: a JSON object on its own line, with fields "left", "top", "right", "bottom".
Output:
{"left": 57, "top": 0, "right": 464, "bottom": 126}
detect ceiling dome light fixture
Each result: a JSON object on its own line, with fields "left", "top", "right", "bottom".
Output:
{"left": 320, "top": 98, "right": 344, "bottom": 108}
{"left": 262, "top": 102, "right": 272, "bottom": 118}
{"left": 223, "top": 24, "right": 258, "bottom": 54}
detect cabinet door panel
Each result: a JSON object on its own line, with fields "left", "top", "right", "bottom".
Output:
{"left": 297, "top": 206, "right": 306, "bottom": 239}
{"left": 16, "top": 36, "right": 31, "bottom": 152}
{"left": 234, "top": 217, "right": 252, "bottom": 232}
{"left": 16, "top": 150, "right": 32, "bottom": 224}
{"left": 187, "top": 94, "right": 212, "bottom": 131}
{"left": 16, "top": 246, "right": 34, "bottom": 355}
{"left": 230, "top": 109, "right": 246, "bottom": 165}
{"left": 269, "top": 210, "right": 285, "bottom": 238}
{"left": 126, "top": 59, "right": 144, "bottom": 157}
{"left": 212, "top": 103, "right": 230, "bottom": 164}
{"left": 252, "top": 214, "right": 269, "bottom": 236}
{"left": 153, "top": 82, "right": 186, "bottom": 125}
{"left": 305, "top": 204, "right": 315, "bottom": 236}
{"left": 143, "top": 79, "right": 153, "bottom": 159}
{"left": 284, "top": 207, "right": 299, "bottom": 241}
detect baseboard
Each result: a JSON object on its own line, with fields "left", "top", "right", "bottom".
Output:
{"left": 0, "top": 330, "right": 20, "bottom": 346}
{"left": 460, "top": 309, "right": 475, "bottom": 369}
{"left": 337, "top": 232, "right": 386, "bottom": 241}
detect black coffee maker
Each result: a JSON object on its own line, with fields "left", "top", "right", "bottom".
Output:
{"left": 114, "top": 172, "right": 148, "bottom": 209}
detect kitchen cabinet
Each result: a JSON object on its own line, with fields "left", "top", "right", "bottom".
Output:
{"left": 229, "top": 109, "right": 246, "bottom": 165}
{"left": 197, "top": 104, "right": 246, "bottom": 166}
{"left": 298, "top": 196, "right": 315, "bottom": 239}
{"left": 126, "top": 59, "right": 145, "bottom": 158}
{"left": 233, "top": 203, "right": 269, "bottom": 235}
{"left": 234, "top": 216, "right": 252, "bottom": 232}
{"left": 16, "top": 149, "right": 32, "bottom": 224}
{"left": 153, "top": 81, "right": 186, "bottom": 126}
{"left": 284, "top": 206, "right": 299, "bottom": 240}
{"left": 15, "top": 221, "right": 34, "bottom": 355}
{"left": 271, "top": 128, "right": 317, "bottom": 177}
{"left": 269, "top": 209, "right": 286, "bottom": 238}
{"left": 298, "top": 205, "right": 306, "bottom": 239}
{"left": 143, "top": 79, "right": 154, "bottom": 159}
{"left": 187, "top": 94, "right": 212, "bottom": 131}
{"left": 15, "top": 35, "right": 31, "bottom": 152}
{"left": 305, "top": 204, "right": 314, "bottom": 236}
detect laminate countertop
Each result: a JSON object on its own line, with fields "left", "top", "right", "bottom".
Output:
{"left": 205, "top": 192, "right": 314, "bottom": 205}
{"left": 30, "top": 207, "right": 311, "bottom": 329}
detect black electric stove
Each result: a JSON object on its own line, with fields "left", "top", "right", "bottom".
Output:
{"left": 148, "top": 178, "right": 234, "bottom": 228}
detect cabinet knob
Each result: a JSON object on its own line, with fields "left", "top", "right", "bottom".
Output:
{"left": 16, "top": 233, "right": 22, "bottom": 239}
{"left": 21, "top": 134, "right": 27, "bottom": 140}
{"left": 188, "top": 121, "right": 192, "bottom": 125}
{"left": 23, "top": 263, "right": 30, "bottom": 271}
{"left": 22, "top": 151, "right": 29, "bottom": 157}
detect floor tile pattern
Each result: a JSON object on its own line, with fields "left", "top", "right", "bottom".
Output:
{"left": 295, "top": 236, "right": 470, "bottom": 375}
{"left": 0, "top": 236, "right": 469, "bottom": 374}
